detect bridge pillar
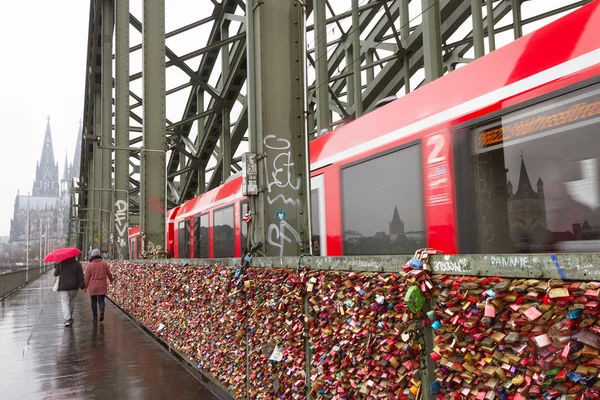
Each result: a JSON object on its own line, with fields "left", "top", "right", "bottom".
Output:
{"left": 93, "top": 91, "right": 102, "bottom": 252}
{"left": 140, "top": 0, "right": 166, "bottom": 254}
{"left": 115, "top": 0, "right": 130, "bottom": 260}
{"left": 221, "top": 22, "right": 231, "bottom": 182}
{"left": 246, "top": 0, "right": 311, "bottom": 257}
{"left": 471, "top": 0, "right": 485, "bottom": 59}
{"left": 313, "top": 0, "right": 330, "bottom": 135}
{"left": 196, "top": 88, "right": 206, "bottom": 196}
{"left": 101, "top": 0, "right": 114, "bottom": 256}
{"left": 421, "top": 0, "right": 443, "bottom": 82}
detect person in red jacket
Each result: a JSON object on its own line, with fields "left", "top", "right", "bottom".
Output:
{"left": 84, "top": 249, "right": 114, "bottom": 323}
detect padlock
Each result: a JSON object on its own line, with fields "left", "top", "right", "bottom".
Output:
{"left": 408, "top": 249, "right": 423, "bottom": 269}
{"left": 484, "top": 298, "right": 496, "bottom": 318}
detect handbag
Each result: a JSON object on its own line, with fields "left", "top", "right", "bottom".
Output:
{"left": 53, "top": 263, "right": 61, "bottom": 292}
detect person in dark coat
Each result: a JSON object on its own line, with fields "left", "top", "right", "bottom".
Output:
{"left": 54, "top": 256, "right": 85, "bottom": 327}
{"left": 85, "top": 249, "right": 114, "bottom": 323}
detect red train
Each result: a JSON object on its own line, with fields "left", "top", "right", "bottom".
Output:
{"left": 130, "top": 2, "right": 600, "bottom": 259}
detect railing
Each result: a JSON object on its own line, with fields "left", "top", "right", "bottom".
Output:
{"left": 0, "top": 265, "right": 52, "bottom": 299}
{"left": 115, "top": 253, "right": 600, "bottom": 400}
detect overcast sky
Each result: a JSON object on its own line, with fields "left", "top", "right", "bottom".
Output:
{"left": 0, "top": 0, "right": 581, "bottom": 236}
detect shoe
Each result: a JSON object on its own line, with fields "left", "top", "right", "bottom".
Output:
{"left": 64, "top": 321, "right": 71, "bottom": 328}
{"left": 99, "top": 312, "right": 104, "bottom": 322}
{"left": 93, "top": 315, "right": 97, "bottom": 323}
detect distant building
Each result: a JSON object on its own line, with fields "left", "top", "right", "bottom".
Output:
{"left": 506, "top": 154, "right": 548, "bottom": 251}
{"left": 9, "top": 118, "right": 81, "bottom": 248}
{"left": 389, "top": 205, "right": 405, "bottom": 242}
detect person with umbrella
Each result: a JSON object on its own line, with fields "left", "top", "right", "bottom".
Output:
{"left": 48, "top": 248, "right": 85, "bottom": 328}
{"left": 85, "top": 249, "right": 114, "bottom": 323}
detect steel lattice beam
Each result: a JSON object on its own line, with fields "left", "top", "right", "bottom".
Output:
{"left": 74, "top": 0, "right": 589, "bottom": 254}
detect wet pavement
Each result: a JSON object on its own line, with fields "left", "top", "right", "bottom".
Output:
{"left": 0, "top": 270, "right": 226, "bottom": 400}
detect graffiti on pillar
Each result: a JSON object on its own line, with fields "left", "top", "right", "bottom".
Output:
{"left": 114, "top": 200, "right": 128, "bottom": 252}
{"left": 263, "top": 135, "right": 302, "bottom": 256}
{"left": 147, "top": 196, "right": 165, "bottom": 214}
{"left": 140, "top": 232, "right": 166, "bottom": 259}
{"left": 268, "top": 220, "right": 302, "bottom": 258}
{"left": 264, "top": 135, "right": 300, "bottom": 206}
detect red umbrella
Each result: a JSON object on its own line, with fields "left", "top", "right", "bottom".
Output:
{"left": 44, "top": 247, "right": 82, "bottom": 263}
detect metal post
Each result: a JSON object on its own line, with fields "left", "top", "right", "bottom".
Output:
{"left": 101, "top": 0, "right": 114, "bottom": 254}
{"left": 351, "top": 0, "right": 362, "bottom": 118}
{"left": 221, "top": 22, "right": 231, "bottom": 182}
{"left": 39, "top": 219, "right": 42, "bottom": 267}
{"left": 314, "top": 0, "right": 330, "bottom": 135}
{"left": 26, "top": 193, "right": 30, "bottom": 282}
{"left": 93, "top": 92, "right": 102, "bottom": 251}
{"left": 141, "top": 0, "right": 166, "bottom": 253}
{"left": 511, "top": 0, "right": 522, "bottom": 39}
{"left": 115, "top": 0, "right": 130, "bottom": 260}
{"left": 197, "top": 88, "right": 206, "bottom": 195}
{"left": 366, "top": 50, "right": 374, "bottom": 83}
{"left": 421, "top": 299, "right": 436, "bottom": 400}
{"left": 346, "top": 47, "right": 354, "bottom": 107}
{"left": 471, "top": 0, "right": 485, "bottom": 58}
{"left": 82, "top": 209, "right": 88, "bottom": 257}
{"left": 45, "top": 221, "right": 49, "bottom": 258}
{"left": 400, "top": 0, "right": 411, "bottom": 93}
{"left": 246, "top": 0, "right": 311, "bottom": 257}
{"left": 421, "top": 0, "right": 443, "bottom": 83}
{"left": 221, "top": 110, "right": 231, "bottom": 181}
{"left": 486, "top": 0, "right": 496, "bottom": 51}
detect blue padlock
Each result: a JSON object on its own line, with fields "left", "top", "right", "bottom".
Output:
{"left": 408, "top": 250, "right": 423, "bottom": 269}
{"left": 566, "top": 309, "right": 583, "bottom": 320}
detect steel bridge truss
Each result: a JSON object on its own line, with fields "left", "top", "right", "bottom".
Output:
{"left": 72, "top": 0, "right": 590, "bottom": 254}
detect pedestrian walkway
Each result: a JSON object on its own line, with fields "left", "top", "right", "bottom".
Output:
{"left": 0, "top": 270, "right": 227, "bottom": 400}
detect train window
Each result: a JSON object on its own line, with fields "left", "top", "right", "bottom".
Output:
{"left": 341, "top": 144, "right": 426, "bottom": 255}
{"left": 195, "top": 214, "right": 209, "bottom": 257}
{"left": 458, "top": 82, "right": 600, "bottom": 253}
{"left": 214, "top": 206, "right": 234, "bottom": 258}
{"left": 178, "top": 220, "right": 190, "bottom": 258}
{"left": 240, "top": 202, "right": 249, "bottom": 253}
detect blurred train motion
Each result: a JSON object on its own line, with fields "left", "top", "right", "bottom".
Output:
{"left": 130, "top": 2, "right": 600, "bottom": 259}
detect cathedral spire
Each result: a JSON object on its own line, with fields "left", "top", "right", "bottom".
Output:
{"left": 63, "top": 152, "right": 69, "bottom": 179}
{"left": 41, "top": 116, "right": 56, "bottom": 168}
{"left": 513, "top": 151, "right": 537, "bottom": 199}
{"left": 32, "top": 116, "right": 60, "bottom": 197}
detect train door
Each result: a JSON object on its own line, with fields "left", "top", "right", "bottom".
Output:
{"left": 310, "top": 175, "right": 327, "bottom": 256}
{"left": 178, "top": 220, "right": 190, "bottom": 258}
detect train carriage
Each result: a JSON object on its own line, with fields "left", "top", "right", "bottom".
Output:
{"left": 131, "top": 2, "right": 600, "bottom": 259}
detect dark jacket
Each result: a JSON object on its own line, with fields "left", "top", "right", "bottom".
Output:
{"left": 54, "top": 258, "right": 85, "bottom": 291}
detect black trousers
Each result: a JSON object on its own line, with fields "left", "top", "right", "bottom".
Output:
{"left": 91, "top": 294, "right": 105, "bottom": 316}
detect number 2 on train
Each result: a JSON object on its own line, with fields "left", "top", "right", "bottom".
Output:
{"left": 426, "top": 134, "right": 446, "bottom": 165}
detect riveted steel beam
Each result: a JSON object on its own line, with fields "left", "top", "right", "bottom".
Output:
{"left": 140, "top": 0, "right": 166, "bottom": 253}
{"left": 247, "top": 0, "right": 310, "bottom": 256}
{"left": 115, "top": 0, "right": 130, "bottom": 260}
{"left": 101, "top": 0, "right": 114, "bottom": 254}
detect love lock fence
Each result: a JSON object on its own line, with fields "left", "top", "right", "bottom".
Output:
{"left": 107, "top": 252, "right": 600, "bottom": 400}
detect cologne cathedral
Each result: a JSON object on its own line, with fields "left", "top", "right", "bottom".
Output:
{"left": 9, "top": 118, "right": 81, "bottom": 251}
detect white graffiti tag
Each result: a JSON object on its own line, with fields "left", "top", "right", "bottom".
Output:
{"left": 263, "top": 135, "right": 303, "bottom": 256}
{"left": 268, "top": 220, "right": 302, "bottom": 258}
{"left": 114, "top": 200, "right": 128, "bottom": 246}
{"left": 263, "top": 135, "right": 300, "bottom": 206}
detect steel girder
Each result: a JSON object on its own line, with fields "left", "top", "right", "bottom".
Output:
{"left": 75, "top": 0, "right": 590, "bottom": 236}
